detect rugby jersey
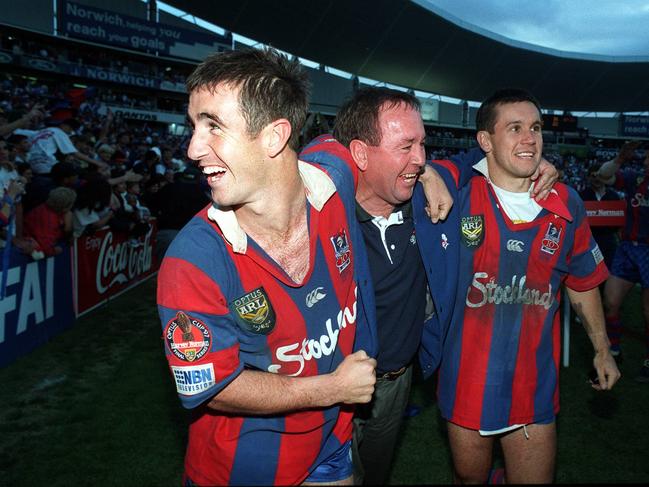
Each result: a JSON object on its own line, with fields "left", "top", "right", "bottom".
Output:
{"left": 437, "top": 172, "right": 608, "bottom": 430}
{"left": 157, "top": 155, "right": 376, "bottom": 485}
{"left": 614, "top": 170, "right": 649, "bottom": 244}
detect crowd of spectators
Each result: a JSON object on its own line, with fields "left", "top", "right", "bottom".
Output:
{"left": 0, "top": 73, "right": 209, "bottom": 262}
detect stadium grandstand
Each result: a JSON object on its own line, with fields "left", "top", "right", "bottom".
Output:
{"left": 0, "top": 0, "right": 647, "bottom": 485}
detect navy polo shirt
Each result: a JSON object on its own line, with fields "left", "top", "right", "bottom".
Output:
{"left": 356, "top": 201, "right": 427, "bottom": 374}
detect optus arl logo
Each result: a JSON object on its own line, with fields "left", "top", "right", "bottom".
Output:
{"left": 230, "top": 287, "right": 276, "bottom": 335}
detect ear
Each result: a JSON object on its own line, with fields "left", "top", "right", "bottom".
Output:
{"left": 476, "top": 130, "right": 493, "bottom": 153}
{"left": 264, "top": 119, "right": 292, "bottom": 158}
{"left": 349, "top": 139, "right": 369, "bottom": 171}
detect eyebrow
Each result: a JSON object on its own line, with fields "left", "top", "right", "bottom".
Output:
{"left": 197, "top": 111, "right": 226, "bottom": 127}
{"left": 505, "top": 119, "right": 541, "bottom": 127}
{"left": 185, "top": 111, "right": 226, "bottom": 128}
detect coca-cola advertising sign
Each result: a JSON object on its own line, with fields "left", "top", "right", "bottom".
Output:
{"left": 75, "top": 222, "right": 159, "bottom": 316}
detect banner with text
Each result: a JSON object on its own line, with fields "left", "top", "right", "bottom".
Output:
{"left": 74, "top": 222, "right": 159, "bottom": 316}
{"left": 0, "top": 248, "right": 75, "bottom": 368}
{"left": 60, "top": 0, "right": 231, "bottom": 61}
{"left": 621, "top": 115, "right": 649, "bottom": 137}
{"left": 584, "top": 200, "right": 626, "bottom": 227}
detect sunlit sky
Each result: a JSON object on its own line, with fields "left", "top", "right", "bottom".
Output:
{"left": 158, "top": 0, "right": 649, "bottom": 114}
{"left": 422, "top": 0, "right": 649, "bottom": 59}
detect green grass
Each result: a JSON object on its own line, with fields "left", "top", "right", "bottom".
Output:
{"left": 1, "top": 278, "right": 647, "bottom": 485}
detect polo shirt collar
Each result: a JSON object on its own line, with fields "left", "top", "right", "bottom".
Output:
{"left": 207, "top": 160, "right": 336, "bottom": 254}
{"left": 355, "top": 200, "right": 413, "bottom": 223}
{"left": 473, "top": 157, "right": 573, "bottom": 221}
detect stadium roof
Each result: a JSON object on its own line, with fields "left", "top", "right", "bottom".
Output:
{"left": 164, "top": 0, "right": 649, "bottom": 113}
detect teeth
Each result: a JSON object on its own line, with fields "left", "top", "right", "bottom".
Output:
{"left": 202, "top": 166, "right": 226, "bottom": 175}
{"left": 401, "top": 173, "right": 418, "bottom": 179}
{"left": 517, "top": 152, "right": 534, "bottom": 157}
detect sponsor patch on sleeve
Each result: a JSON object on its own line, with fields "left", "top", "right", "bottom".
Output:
{"left": 172, "top": 364, "right": 216, "bottom": 396}
{"left": 592, "top": 245, "right": 604, "bottom": 265}
{"left": 164, "top": 311, "right": 212, "bottom": 362}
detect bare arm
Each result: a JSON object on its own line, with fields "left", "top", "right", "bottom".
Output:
{"left": 598, "top": 141, "right": 640, "bottom": 180}
{"left": 207, "top": 350, "right": 376, "bottom": 415}
{"left": 0, "top": 105, "right": 45, "bottom": 137}
{"left": 73, "top": 151, "right": 109, "bottom": 172}
{"left": 417, "top": 165, "right": 453, "bottom": 223}
{"left": 565, "top": 287, "right": 621, "bottom": 390}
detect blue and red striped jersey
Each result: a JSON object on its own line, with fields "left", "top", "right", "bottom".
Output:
{"left": 614, "top": 171, "right": 649, "bottom": 244}
{"left": 438, "top": 176, "right": 608, "bottom": 431}
{"left": 157, "top": 158, "right": 375, "bottom": 485}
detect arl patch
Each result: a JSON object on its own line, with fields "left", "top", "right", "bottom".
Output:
{"left": 330, "top": 229, "right": 351, "bottom": 273}
{"left": 230, "top": 287, "right": 276, "bottom": 335}
{"left": 165, "top": 311, "right": 211, "bottom": 362}
{"left": 461, "top": 215, "right": 484, "bottom": 248}
{"left": 541, "top": 222, "right": 563, "bottom": 255}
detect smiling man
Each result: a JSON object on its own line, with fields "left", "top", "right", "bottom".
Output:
{"left": 436, "top": 88, "right": 620, "bottom": 483}
{"left": 156, "top": 48, "right": 379, "bottom": 486}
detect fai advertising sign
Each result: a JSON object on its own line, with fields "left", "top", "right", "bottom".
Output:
{"left": 0, "top": 249, "right": 75, "bottom": 368}
{"left": 60, "top": 1, "right": 231, "bottom": 61}
{"left": 74, "top": 223, "right": 159, "bottom": 316}
{"left": 584, "top": 200, "right": 626, "bottom": 227}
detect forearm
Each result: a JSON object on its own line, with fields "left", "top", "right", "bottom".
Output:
{"left": 565, "top": 287, "right": 610, "bottom": 353}
{"left": 207, "top": 369, "right": 339, "bottom": 415}
{"left": 74, "top": 152, "right": 106, "bottom": 168}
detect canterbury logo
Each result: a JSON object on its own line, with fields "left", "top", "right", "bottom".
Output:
{"left": 306, "top": 287, "right": 327, "bottom": 308}
{"left": 506, "top": 239, "right": 524, "bottom": 252}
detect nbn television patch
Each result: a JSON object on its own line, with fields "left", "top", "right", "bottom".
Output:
{"left": 171, "top": 364, "right": 215, "bottom": 396}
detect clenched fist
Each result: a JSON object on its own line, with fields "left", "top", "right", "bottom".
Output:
{"left": 330, "top": 350, "right": 377, "bottom": 405}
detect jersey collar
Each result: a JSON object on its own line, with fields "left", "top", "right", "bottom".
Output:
{"left": 207, "top": 160, "right": 337, "bottom": 253}
{"left": 473, "top": 157, "right": 573, "bottom": 222}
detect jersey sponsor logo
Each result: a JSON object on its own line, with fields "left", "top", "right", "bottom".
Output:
{"left": 231, "top": 287, "right": 276, "bottom": 335}
{"left": 171, "top": 364, "right": 215, "bottom": 395}
{"left": 466, "top": 272, "right": 555, "bottom": 310}
{"left": 592, "top": 245, "right": 604, "bottom": 265}
{"left": 540, "top": 222, "right": 562, "bottom": 255}
{"left": 461, "top": 215, "right": 484, "bottom": 248}
{"left": 268, "top": 286, "right": 357, "bottom": 376}
{"left": 506, "top": 239, "right": 525, "bottom": 252}
{"left": 330, "top": 229, "right": 351, "bottom": 273}
{"left": 306, "top": 286, "right": 327, "bottom": 308}
{"left": 631, "top": 192, "right": 649, "bottom": 207}
{"left": 165, "top": 312, "right": 212, "bottom": 362}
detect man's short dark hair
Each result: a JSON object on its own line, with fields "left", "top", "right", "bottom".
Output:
{"left": 475, "top": 88, "right": 542, "bottom": 133}
{"left": 333, "top": 87, "right": 421, "bottom": 148}
{"left": 186, "top": 47, "right": 310, "bottom": 151}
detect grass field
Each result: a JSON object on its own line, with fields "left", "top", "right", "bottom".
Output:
{"left": 1, "top": 276, "right": 647, "bottom": 486}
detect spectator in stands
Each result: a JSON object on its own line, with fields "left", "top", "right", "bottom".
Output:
{"left": 23, "top": 186, "right": 76, "bottom": 258}
{"left": 15, "top": 162, "right": 32, "bottom": 185}
{"left": 132, "top": 148, "right": 165, "bottom": 180}
{"left": 579, "top": 163, "right": 621, "bottom": 269}
{"left": 152, "top": 165, "right": 208, "bottom": 260}
{"left": 6, "top": 133, "right": 30, "bottom": 163}
{"left": 598, "top": 142, "right": 649, "bottom": 382}
{"left": 162, "top": 147, "right": 185, "bottom": 173}
{"left": 0, "top": 104, "right": 45, "bottom": 137}
{"left": 22, "top": 161, "right": 79, "bottom": 213}
{"left": 16, "top": 117, "right": 108, "bottom": 175}
{"left": 72, "top": 176, "right": 114, "bottom": 237}
{"left": 97, "top": 143, "right": 116, "bottom": 166}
